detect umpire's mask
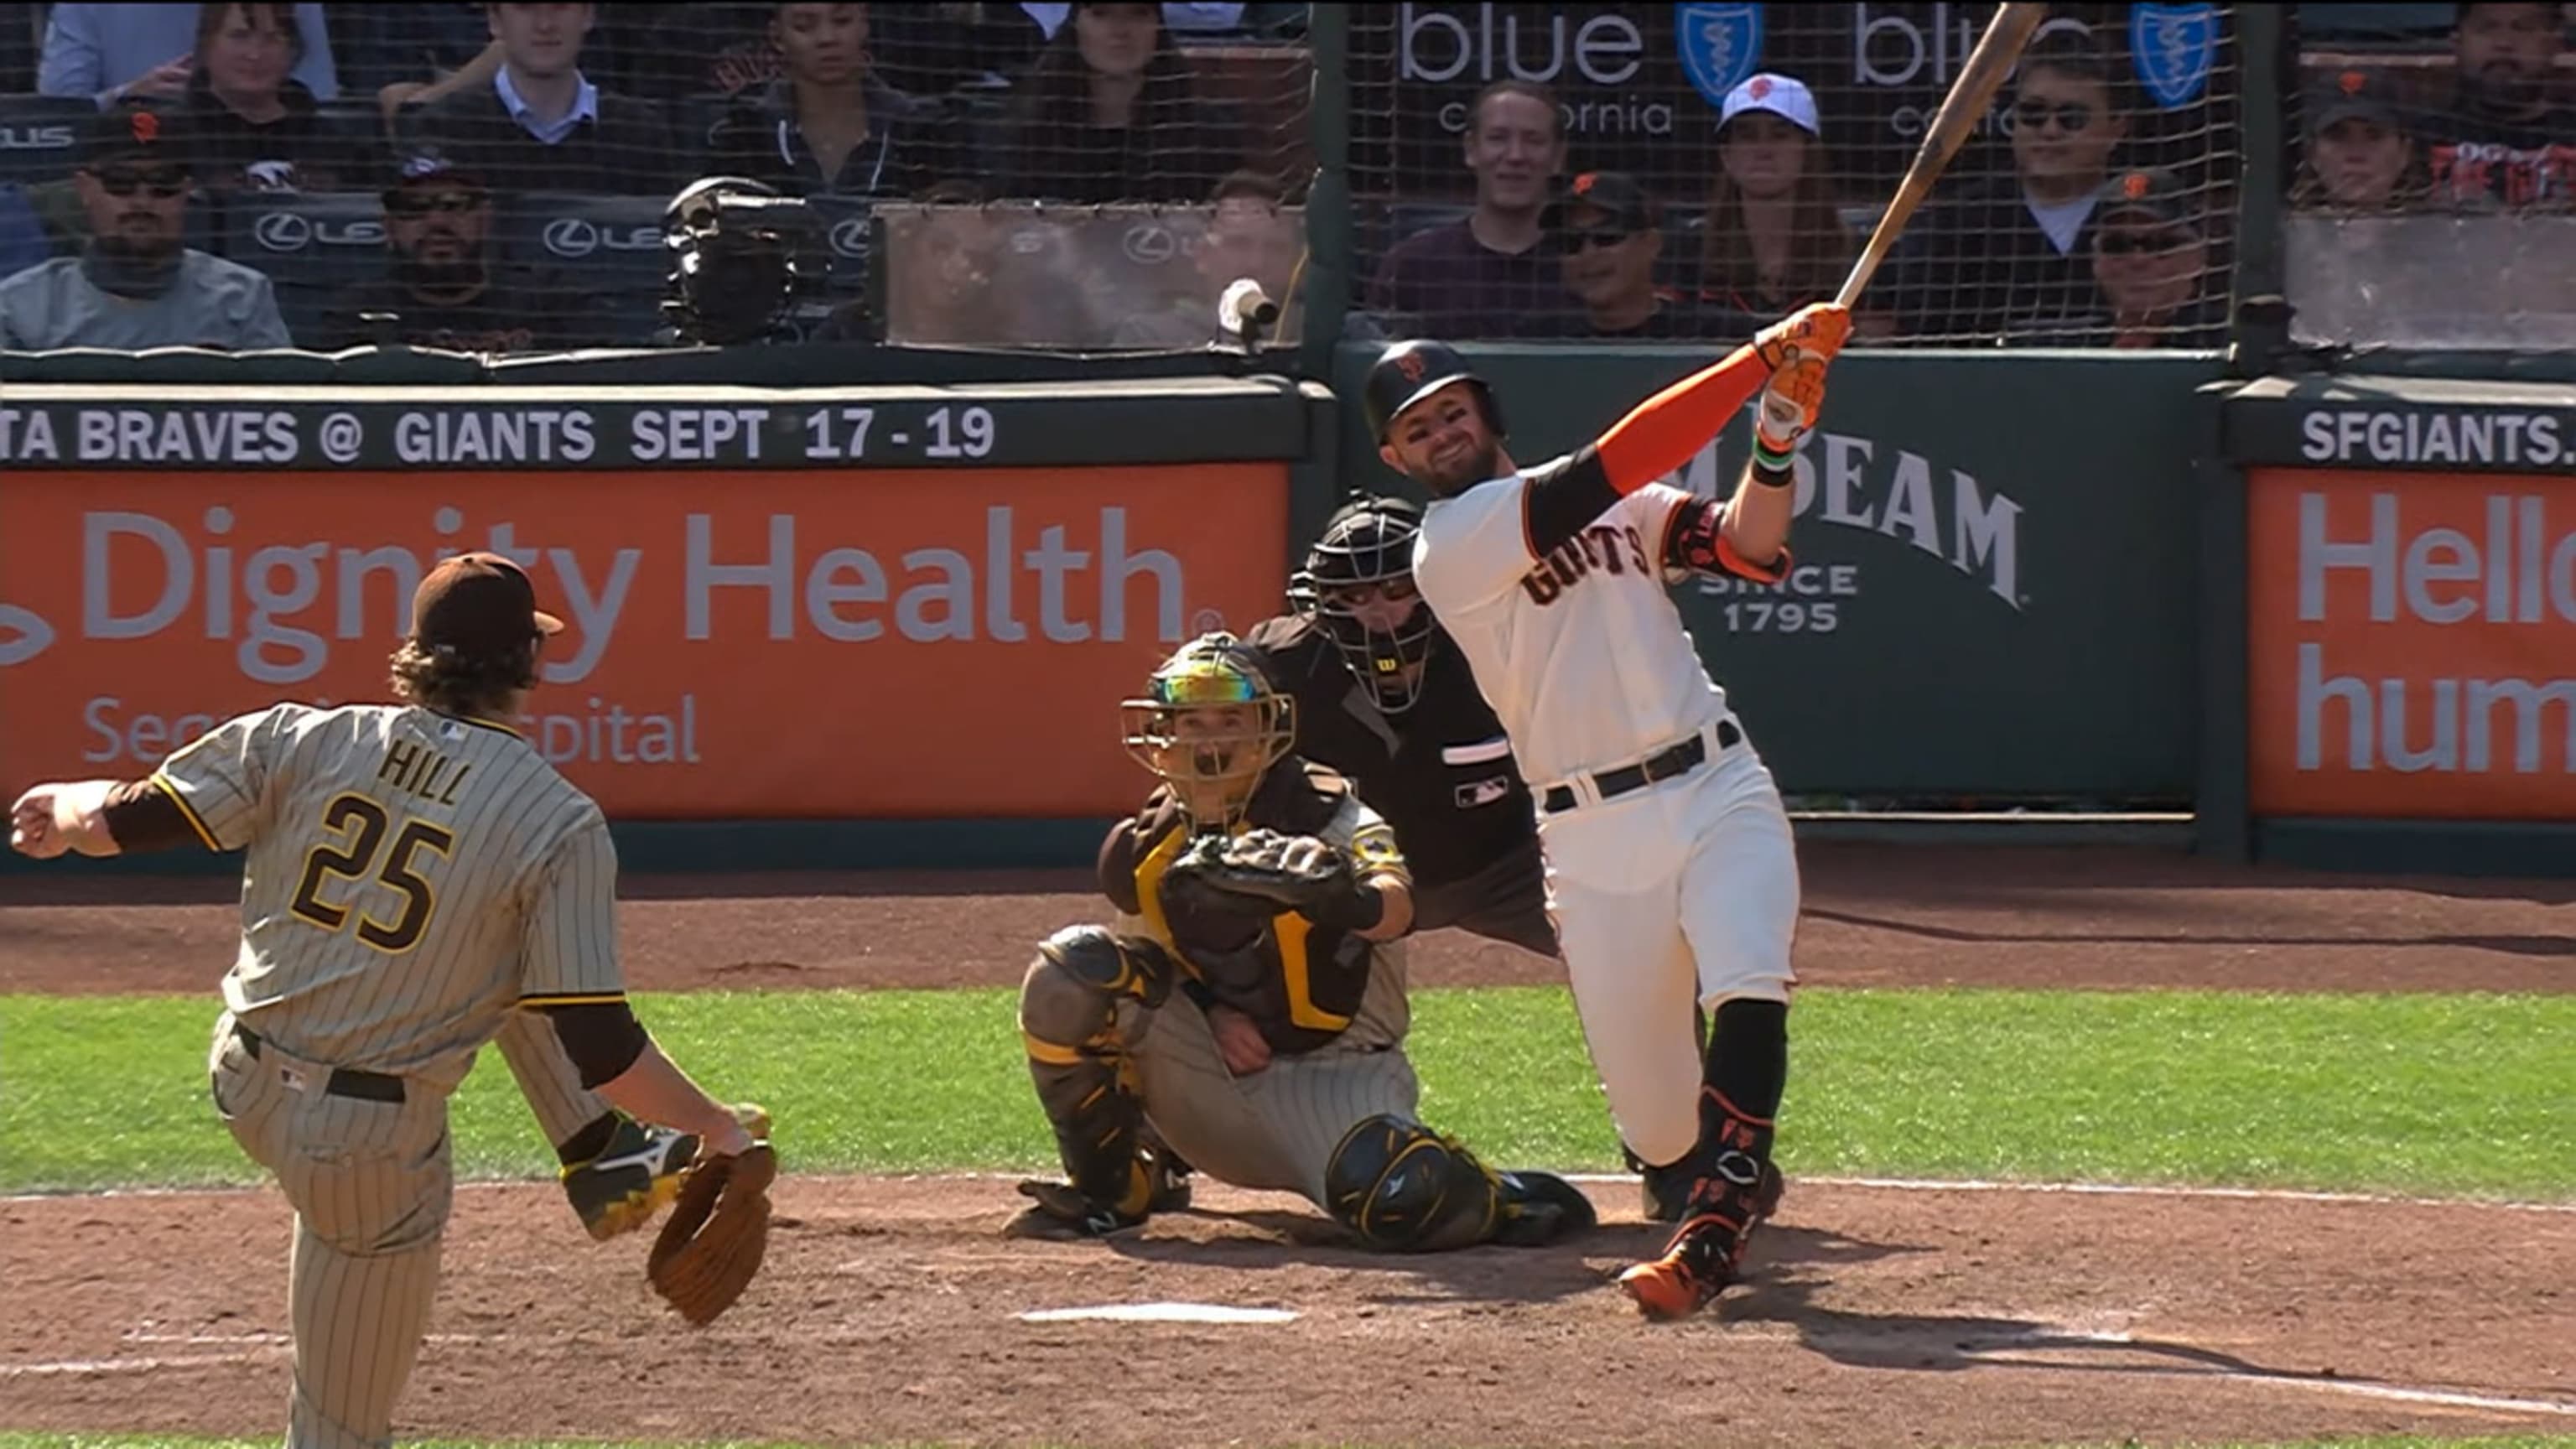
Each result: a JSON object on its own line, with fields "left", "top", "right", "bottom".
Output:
{"left": 1292, "top": 497, "right": 1438, "bottom": 715}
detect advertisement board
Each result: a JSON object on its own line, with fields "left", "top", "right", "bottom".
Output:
{"left": 1352, "top": 2, "right": 2235, "bottom": 202}
{"left": 0, "top": 465, "right": 1289, "bottom": 820}
{"left": 2246, "top": 468, "right": 2576, "bottom": 819}
{"left": 1335, "top": 346, "right": 2219, "bottom": 798}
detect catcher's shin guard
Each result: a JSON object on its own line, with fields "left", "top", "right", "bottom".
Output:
{"left": 1017, "top": 930, "right": 1172, "bottom": 1231}
{"left": 1323, "top": 1114, "right": 1597, "bottom": 1252}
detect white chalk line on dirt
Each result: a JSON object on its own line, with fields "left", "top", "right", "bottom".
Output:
{"left": 17, "top": 1322, "right": 2573, "bottom": 1423}
{"left": 9, "top": 1172, "right": 2573, "bottom": 1213}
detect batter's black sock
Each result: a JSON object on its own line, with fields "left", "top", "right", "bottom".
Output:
{"left": 557, "top": 1113, "right": 621, "bottom": 1166}
{"left": 1694, "top": 999, "right": 1789, "bottom": 1200}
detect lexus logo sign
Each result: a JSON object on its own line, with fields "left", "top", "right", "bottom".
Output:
{"left": 543, "top": 217, "right": 657, "bottom": 258}
{"left": 828, "top": 216, "right": 869, "bottom": 258}
{"left": 254, "top": 212, "right": 385, "bottom": 251}
{"left": 253, "top": 212, "right": 310, "bottom": 252}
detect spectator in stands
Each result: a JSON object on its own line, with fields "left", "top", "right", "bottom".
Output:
{"left": 705, "top": 3, "right": 959, "bottom": 198}
{"left": 1113, "top": 167, "right": 1300, "bottom": 346}
{"left": 1545, "top": 170, "right": 1749, "bottom": 341}
{"left": 1695, "top": 75, "right": 1855, "bottom": 315}
{"left": 2423, "top": 2, "right": 2575, "bottom": 208}
{"left": 1366, "top": 77, "right": 1564, "bottom": 339}
{"left": 183, "top": 3, "right": 351, "bottom": 192}
{"left": 879, "top": 176, "right": 1007, "bottom": 342}
{"left": 310, "top": 145, "right": 600, "bottom": 352}
{"left": 2292, "top": 68, "right": 2428, "bottom": 210}
{"left": 0, "top": 101, "right": 290, "bottom": 349}
{"left": 397, "top": 3, "right": 683, "bottom": 196}
{"left": 997, "top": 1, "right": 1241, "bottom": 204}
{"left": 0, "top": 180, "right": 46, "bottom": 278}
{"left": 39, "top": 1, "right": 337, "bottom": 107}
{"left": 2018, "top": 168, "right": 2224, "bottom": 349}
{"left": 1883, "top": 29, "right": 2130, "bottom": 339}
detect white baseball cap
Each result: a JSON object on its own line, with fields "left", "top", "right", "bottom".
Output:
{"left": 1719, "top": 73, "right": 1822, "bottom": 136}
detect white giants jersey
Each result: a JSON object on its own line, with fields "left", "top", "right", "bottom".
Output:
{"left": 1413, "top": 470, "right": 1732, "bottom": 788}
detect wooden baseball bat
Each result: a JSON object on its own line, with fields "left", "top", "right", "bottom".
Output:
{"left": 1836, "top": 2, "right": 2050, "bottom": 309}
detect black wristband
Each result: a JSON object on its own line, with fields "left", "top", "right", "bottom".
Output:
{"left": 1750, "top": 455, "right": 1796, "bottom": 490}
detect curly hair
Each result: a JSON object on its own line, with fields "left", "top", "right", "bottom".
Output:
{"left": 387, "top": 638, "right": 537, "bottom": 719}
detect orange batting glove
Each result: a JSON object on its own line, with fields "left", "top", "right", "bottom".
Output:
{"left": 1756, "top": 355, "right": 1830, "bottom": 454}
{"left": 1753, "top": 302, "right": 1852, "bottom": 371}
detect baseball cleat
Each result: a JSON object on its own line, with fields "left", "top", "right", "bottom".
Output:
{"left": 563, "top": 1116, "right": 698, "bottom": 1242}
{"left": 1618, "top": 1209, "right": 1751, "bottom": 1322}
{"left": 1004, "top": 1178, "right": 1151, "bottom": 1240}
{"left": 1492, "top": 1169, "right": 1600, "bottom": 1247}
{"left": 1639, "top": 1156, "right": 1786, "bottom": 1225}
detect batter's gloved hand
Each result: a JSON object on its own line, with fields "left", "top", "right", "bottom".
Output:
{"left": 1161, "top": 828, "right": 1385, "bottom": 934}
{"left": 1757, "top": 355, "right": 1830, "bottom": 454}
{"left": 1753, "top": 302, "right": 1852, "bottom": 372}
{"left": 647, "top": 1117, "right": 776, "bottom": 1327}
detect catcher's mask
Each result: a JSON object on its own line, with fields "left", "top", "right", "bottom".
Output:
{"left": 662, "top": 175, "right": 827, "bottom": 345}
{"left": 1290, "top": 495, "right": 1436, "bottom": 715}
{"left": 1119, "top": 632, "right": 1296, "bottom": 828}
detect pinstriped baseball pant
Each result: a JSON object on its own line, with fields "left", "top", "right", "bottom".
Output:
{"left": 210, "top": 1014, "right": 449, "bottom": 1449}
{"left": 1130, "top": 996, "right": 1421, "bottom": 1206}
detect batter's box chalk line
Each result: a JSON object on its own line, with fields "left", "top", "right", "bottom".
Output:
{"left": 1017, "top": 1302, "right": 1300, "bottom": 1325}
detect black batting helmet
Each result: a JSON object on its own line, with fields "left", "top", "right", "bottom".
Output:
{"left": 1363, "top": 339, "right": 1504, "bottom": 442}
{"left": 1289, "top": 495, "right": 1440, "bottom": 714}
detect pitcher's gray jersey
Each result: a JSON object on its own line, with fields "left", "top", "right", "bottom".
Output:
{"left": 153, "top": 703, "right": 624, "bottom": 1093}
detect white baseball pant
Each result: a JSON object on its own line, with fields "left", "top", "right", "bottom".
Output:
{"left": 1535, "top": 722, "right": 1801, "bottom": 1168}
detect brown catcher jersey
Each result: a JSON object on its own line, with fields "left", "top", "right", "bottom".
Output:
{"left": 1097, "top": 761, "right": 1411, "bottom": 1057}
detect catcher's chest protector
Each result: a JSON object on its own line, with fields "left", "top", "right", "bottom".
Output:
{"left": 1120, "top": 766, "right": 1370, "bottom": 1055}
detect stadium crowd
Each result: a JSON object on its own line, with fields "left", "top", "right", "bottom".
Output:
{"left": 0, "top": 2, "right": 2566, "bottom": 354}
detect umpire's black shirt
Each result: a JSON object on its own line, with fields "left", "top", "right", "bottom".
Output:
{"left": 1243, "top": 613, "right": 1536, "bottom": 891}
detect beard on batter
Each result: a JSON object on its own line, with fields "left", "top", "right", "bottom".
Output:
{"left": 1418, "top": 440, "right": 1502, "bottom": 497}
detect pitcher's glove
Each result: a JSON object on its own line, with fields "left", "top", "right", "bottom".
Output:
{"left": 647, "top": 1124, "right": 776, "bottom": 1327}
{"left": 1161, "top": 828, "right": 1384, "bottom": 933}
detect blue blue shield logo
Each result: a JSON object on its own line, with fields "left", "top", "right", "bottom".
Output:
{"left": 1675, "top": 3, "right": 1763, "bottom": 109}
{"left": 2130, "top": 3, "right": 2217, "bottom": 110}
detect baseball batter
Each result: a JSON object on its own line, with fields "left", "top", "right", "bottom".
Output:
{"left": 1363, "top": 304, "right": 1849, "bottom": 1319}
{"left": 7, "top": 553, "right": 761, "bottom": 1449}
{"left": 1009, "top": 632, "right": 1595, "bottom": 1251}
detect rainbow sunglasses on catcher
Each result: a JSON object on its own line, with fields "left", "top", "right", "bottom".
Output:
{"left": 1117, "top": 634, "right": 1296, "bottom": 828}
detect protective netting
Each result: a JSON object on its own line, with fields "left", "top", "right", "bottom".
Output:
{"left": 2284, "top": 2, "right": 2576, "bottom": 351}
{"left": 0, "top": 2, "right": 1315, "bottom": 351}
{"left": 1346, "top": 2, "right": 2241, "bottom": 348}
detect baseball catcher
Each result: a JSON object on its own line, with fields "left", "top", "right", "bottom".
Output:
{"left": 1009, "top": 632, "right": 1595, "bottom": 1251}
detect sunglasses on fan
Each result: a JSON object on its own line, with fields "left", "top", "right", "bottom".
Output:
{"left": 92, "top": 167, "right": 188, "bottom": 198}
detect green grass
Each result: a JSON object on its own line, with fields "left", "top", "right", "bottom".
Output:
{"left": 3, "top": 1436, "right": 2573, "bottom": 1449}
{"left": 0, "top": 1423, "right": 2565, "bottom": 1433}
{"left": 1, "top": 988, "right": 2569, "bottom": 1199}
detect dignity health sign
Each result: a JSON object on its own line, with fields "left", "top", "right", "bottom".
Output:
{"left": 0, "top": 465, "right": 1287, "bottom": 819}
{"left": 2246, "top": 469, "right": 2576, "bottom": 818}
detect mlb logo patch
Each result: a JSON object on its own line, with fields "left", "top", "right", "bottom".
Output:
{"left": 1455, "top": 775, "right": 1512, "bottom": 809}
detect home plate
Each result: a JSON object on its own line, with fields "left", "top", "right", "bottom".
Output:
{"left": 1018, "top": 1302, "right": 1300, "bottom": 1325}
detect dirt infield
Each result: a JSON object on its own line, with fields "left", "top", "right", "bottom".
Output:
{"left": 3, "top": 842, "right": 2572, "bottom": 1448}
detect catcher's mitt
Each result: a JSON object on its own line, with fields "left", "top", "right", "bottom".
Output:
{"left": 1160, "top": 828, "right": 1376, "bottom": 931}
{"left": 647, "top": 1135, "right": 777, "bottom": 1327}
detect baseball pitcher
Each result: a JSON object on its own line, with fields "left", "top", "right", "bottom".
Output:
{"left": 1364, "top": 304, "right": 1849, "bottom": 1319}
{"left": 8, "top": 553, "right": 766, "bottom": 1449}
{"left": 1009, "top": 632, "right": 1595, "bottom": 1251}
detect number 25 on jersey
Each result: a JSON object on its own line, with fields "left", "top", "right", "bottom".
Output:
{"left": 288, "top": 793, "right": 454, "bottom": 953}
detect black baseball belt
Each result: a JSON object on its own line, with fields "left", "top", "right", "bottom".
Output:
{"left": 234, "top": 1024, "right": 407, "bottom": 1104}
{"left": 1540, "top": 719, "right": 1742, "bottom": 816}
